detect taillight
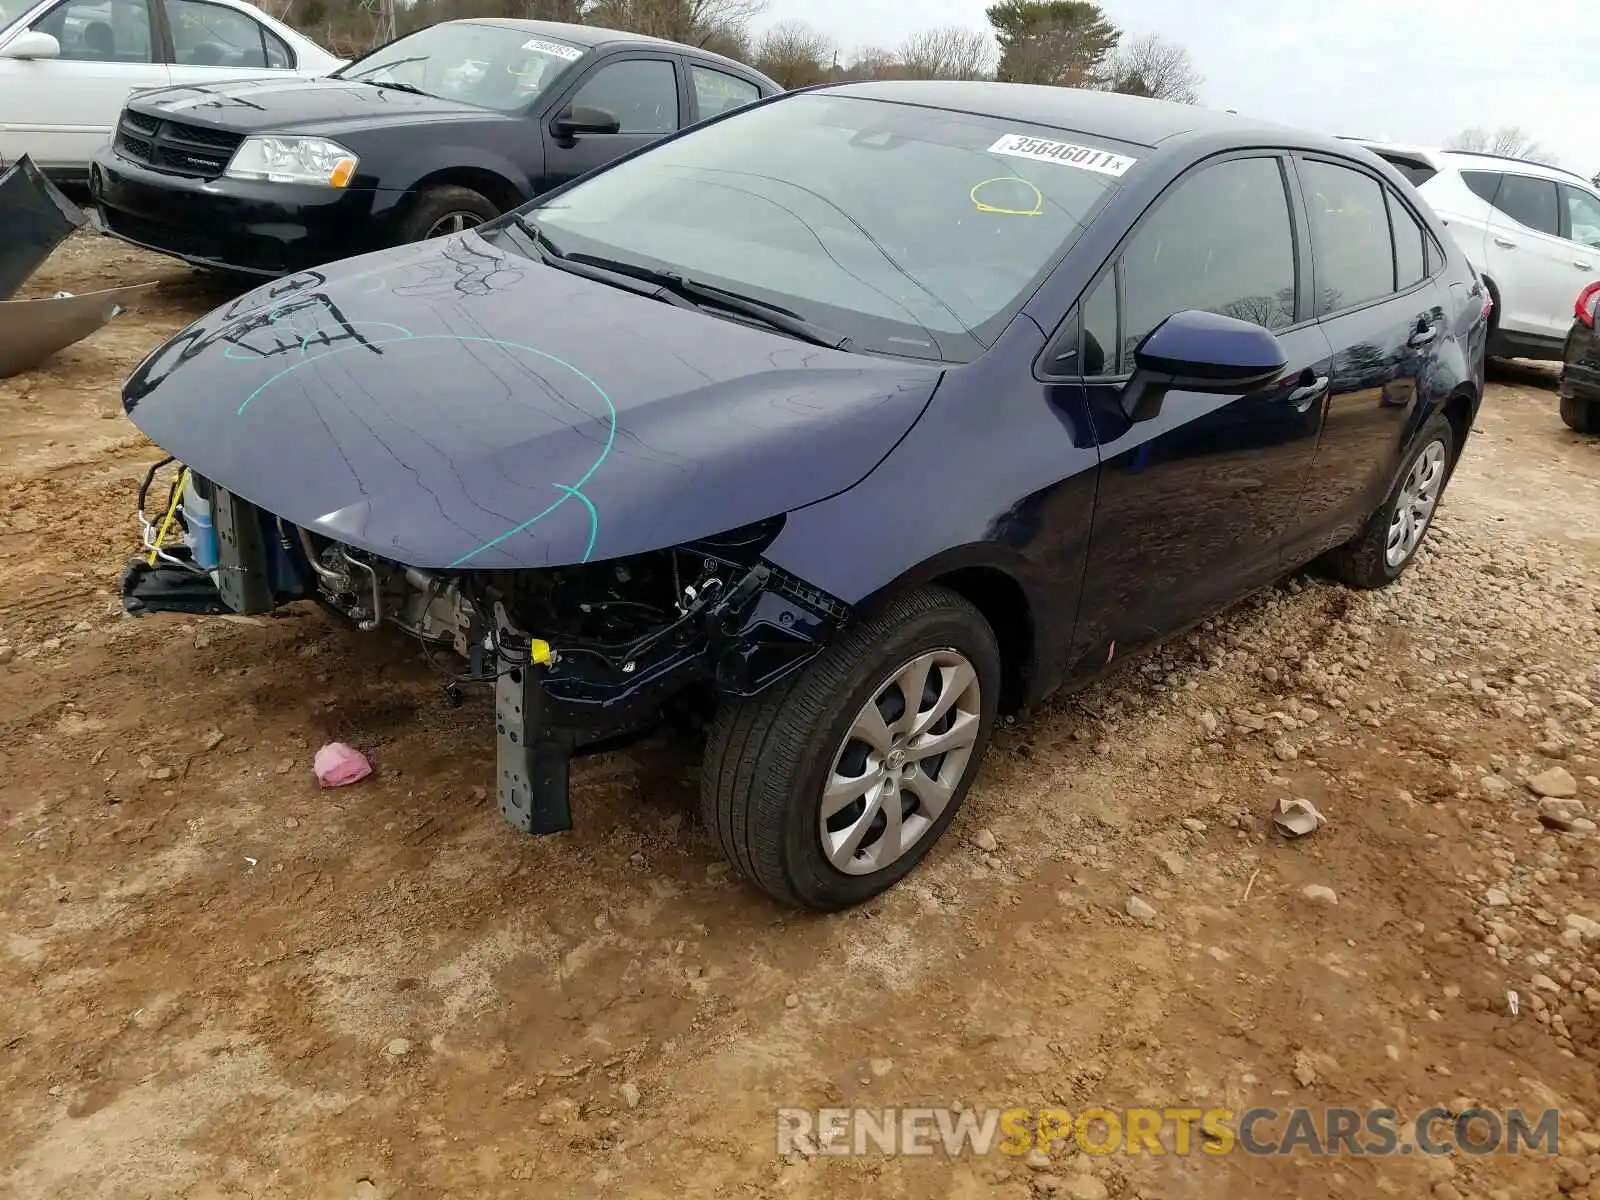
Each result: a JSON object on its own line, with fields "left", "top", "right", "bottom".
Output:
{"left": 1576, "top": 281, "right": 1600, "bottom": 328}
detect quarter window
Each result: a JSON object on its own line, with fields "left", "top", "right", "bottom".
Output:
{"left": 33, "top": 0, "right": 153, "bottom": 62}
{"left": 1561, "top": 184, "right": 1600, "bottom": 249}
{"left": 569, "top": 59, "right": 679, "bottom": 134}
{"left": 165, "top": 0, "right": 287, "bottom": 69}
{"left": 1491, "top": 173, "right": 1560, "bottom": 236}
{"left": 691, "top": 65, "right": 760, "bottom": 119}
{"left": 1301, "top": 159, "right": 1395, "bottom": 315}
{"left": 1388, "top": 191, "right": 1428, "bottom": 289}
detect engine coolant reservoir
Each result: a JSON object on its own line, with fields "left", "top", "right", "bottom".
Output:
{"left": 182, "top": 472, "right": 219, "bottom": 573}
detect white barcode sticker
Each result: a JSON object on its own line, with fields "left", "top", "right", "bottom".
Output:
{"left": 523, "top": 38, "right": 584, "bottom": 61}
{"left": 987, "top": 133, "right": 1137, "bottom": 177}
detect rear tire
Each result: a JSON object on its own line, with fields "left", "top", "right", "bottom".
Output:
{"left": 1560, "top": 391, "right": 1600, "bottom": 434}
{"left": 700, "top": 585, "right": 1001, "bottom": 910}
{"left": 1323, "top": 412, "right": 1455, "bottom": 590}
{"left": 394, "top": 185, "right": 499, "bottom": 245}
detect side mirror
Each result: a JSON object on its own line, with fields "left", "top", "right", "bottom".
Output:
{"left": 552, "top": 104, "right": 621, "bottom": 139}
{"left": 1122, "top": 308, "right": 1288, "bottom": 422}
{"left": 0, "top": 30, "right": 62, "bottom": 60}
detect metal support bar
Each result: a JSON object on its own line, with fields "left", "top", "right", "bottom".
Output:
{"left": 495, "top": 664, "right": 574, "bottom": 836}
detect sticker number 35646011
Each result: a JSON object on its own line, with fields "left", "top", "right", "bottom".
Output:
{"left": 987, "top": 133, "right": 1137, "bottom": 177}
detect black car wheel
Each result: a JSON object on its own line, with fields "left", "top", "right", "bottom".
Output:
{"left": 1560, "top": 391, "right": 1600, "bottom": 434}
{"left": 701, "top": 585, "right": 1001, "bottom": 910}
{"left": 1322, "top": 411, "right": 1456, "bottom": 590}
{"left": 396, "top": 185, "right": 500, "bottom": 245}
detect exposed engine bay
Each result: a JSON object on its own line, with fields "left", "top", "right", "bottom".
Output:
{"left": 122, "top": 460, "right": 847, "bottom": 837}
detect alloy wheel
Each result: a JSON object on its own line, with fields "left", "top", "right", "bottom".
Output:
{"left": 1385, "top": 438, "right": 1448, "bottom": 567}
{"left": 820, "top": 649, "right": 982, "bottom": 875}
{"left": 424, "top": 212, "right": 486, "bottom": 238}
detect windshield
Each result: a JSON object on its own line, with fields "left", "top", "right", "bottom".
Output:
{"left": 332, "top": 23, "right": 585, "bottom": 113}
{"left": 515, "top": 93, "right": 1134, "bottom": 361}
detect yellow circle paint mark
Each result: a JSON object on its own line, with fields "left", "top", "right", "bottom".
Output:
{"left": 971, "top": 176, "right": 1044, "bottom": 216}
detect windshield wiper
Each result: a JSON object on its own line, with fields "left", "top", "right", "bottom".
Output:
{"left": 504, "top": 214, "right": 699, "bottom": 310}
{"left": 362, "top": 79, "right": 431, "bottom": 97}
{"left": 572, "top": 254, "right": 852, "bottom": 350}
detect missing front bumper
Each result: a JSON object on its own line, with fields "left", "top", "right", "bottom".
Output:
{"left": 120, "top": 463, "right": 847, "bottom": 838}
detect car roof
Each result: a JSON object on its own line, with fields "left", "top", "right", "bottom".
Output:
{"left": 452, "top": 18, "right": 772, "bottom": 80}
{"left": 453, "top": 17, "right": 667, "bottom": 48}
{"left": 813, "top": 80, "right": 1348, "bottom": 153}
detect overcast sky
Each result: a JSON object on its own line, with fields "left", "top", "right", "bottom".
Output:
{"left": 759, "top": 0, "right": 1600, "bottom": 178}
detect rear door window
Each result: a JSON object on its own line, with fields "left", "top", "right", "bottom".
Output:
{"left": 1459, "top": 170, "right": 1502, "bottom": 206}
{"left": 691, "top": 64, "right": 761, "bottom": 119}
{"left": 1561, "top": 183, "right": 1600, "bottom": 250}
{"left": 1118, "top": 155, "right": 1297, "bottom": 363}
{"left": 1491, "top": 173, "right": 1560, "bottom": 236}
{"left": 164, "top": 0, "right": 286, "bottom": 69}
{"left": 1300, "top": 158, "right": 1396, "bottom": 315}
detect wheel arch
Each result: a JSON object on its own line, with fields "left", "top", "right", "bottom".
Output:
{"left": 400, "top": 166, "right": 527, "bottom": 216}
{"left": 853, "top": 546, "right": 1041, "bottom": 717}
{"left": 1441, "top": 385, "right": 1477, "bottom": 465}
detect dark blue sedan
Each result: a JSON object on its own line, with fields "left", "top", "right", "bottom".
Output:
{"left": 119, "top": 81, "right": 1490, "bottom": 909}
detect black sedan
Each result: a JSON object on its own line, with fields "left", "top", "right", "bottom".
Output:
{"left": 1560, "top": 281, "right": 1600, "bottom": 432}
{"left": 120, "top": 83, "right": 1488, "bottom": 909}
{"left": 88, "top": 18, "right": 778, "bottom": 276}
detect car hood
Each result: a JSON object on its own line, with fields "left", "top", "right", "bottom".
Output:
{"left": 125, "top": 76, "right": 506, "bottom": 137}
{"left": 122, "top": 234, "right": 944, "bottom": 571}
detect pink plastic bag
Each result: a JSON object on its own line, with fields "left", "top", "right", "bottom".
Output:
{"left": 313, "top": 742, "right": 372, "bottom": 788}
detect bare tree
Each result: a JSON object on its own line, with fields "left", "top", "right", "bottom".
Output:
{"left": 1101, "top": 33, "right": 1201, "bottom": 103}
{"left": 897, "top": 25, "right": 994, "bottom": 80}
{"left": 1446, "top": 125, "right": 1559, "bottom": 166}
{"left": 838, "top": 46, "right": 902, "bottom": 80}
{"left": 751, "top": 19, "right": 836, "bottom": 88}
{"left": 585, "top": 0, "right": 766, "bottom": 49}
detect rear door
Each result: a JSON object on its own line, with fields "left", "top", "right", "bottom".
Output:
{"left": 157, "top": 0, "right": 299, "bottom": 89}
{"left": 539, "top": 51, "right": 682, "bottom": 192}
{"left": 1559, "top": 182, "right": 1600, "bottom": 278}
{"left": 1479, "top": 170, "right": 1578, "bottom": 340}
{"left": 0, "top": 0, "right": 168, "bottom": 172}
{"left": 1287, "top": 154, "right": 1448, "bottom": 558}
{"left": 1066, "top": 152, "right": 1334, "bottom": 663}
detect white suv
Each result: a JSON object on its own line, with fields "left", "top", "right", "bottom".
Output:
{"left": 1349, "top": 141, "right": 1600, "bottom": 361}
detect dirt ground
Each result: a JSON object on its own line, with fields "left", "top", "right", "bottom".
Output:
{"left": 2, "top": 235, "right": 1598, "bottom": 1200}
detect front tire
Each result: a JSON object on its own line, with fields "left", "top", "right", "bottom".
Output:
{"left": 1560, "top": 391, "right": 1600, "bottom": 433}
{"left": 394, "top": 184, "right": 499, "bottom": 245}
{"left": 1323, "top": 411, "right": 1455, "bottom": 589}
{"left": 701, "top": 586, "right": 1001, "bottom": 910}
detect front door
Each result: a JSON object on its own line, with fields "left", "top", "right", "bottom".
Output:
{"left": 540, "top": 53, "right": 682, "bottom": 193}
{"left": 0, "top": 0, "right": 168, "bottom": 172}
{"left": 1289, "top": 155, "right": 1448, "bottom": 557}
{"left": 1068, "top": 153, "right": 1331, "bottom": 667}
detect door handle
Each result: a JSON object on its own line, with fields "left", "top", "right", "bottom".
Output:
{"left": 1287, "top": 374, "right": 1329, "bottom": 412}
{"left": 1577, "top": 260, "right": 1593, "bottom": 269}
{"left": 1493, "top": 235, "right": 1516, "bottom": 248}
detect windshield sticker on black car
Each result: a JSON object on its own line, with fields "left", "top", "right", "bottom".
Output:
{"left": 523, "top": 38, "right": 583, "bottom": 61}
{"left": 987, "top": 134, "right": 1137, "bottom": 177}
